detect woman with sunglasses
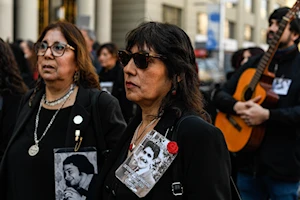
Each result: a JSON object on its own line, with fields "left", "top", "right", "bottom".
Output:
{"left": 0, "top": 21, "right": 126, "bottom": 200}
{"left": 98, "top": 22, "right": 231, "bottom": 199}
{"left": 97, "top": 43, "right": 135, "bottom": 123}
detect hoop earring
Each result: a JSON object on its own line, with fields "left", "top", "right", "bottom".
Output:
{"left": 171, "top": 87, "right": 177, "bottom": 96}
{"left": 73, "top": 71, "right": 80, "bottom": 83}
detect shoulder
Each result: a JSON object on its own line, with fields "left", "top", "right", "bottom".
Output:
{"left": 88, "top": 88, "right": 120, "bottom": 110}
{"left": 176, "top": 115, "right": 224, "bottom": 141}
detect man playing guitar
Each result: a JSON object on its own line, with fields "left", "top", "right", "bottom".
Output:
{"left": 213, "top": 6, "right": 300, "bottom": 200}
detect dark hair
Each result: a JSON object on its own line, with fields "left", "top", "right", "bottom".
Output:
{"left": 29, "top": 20, "right": 100, "bottom": 105}
{"left": 269, "top": 7, "right": 300, "bottom": 44}
{"left": 0, "top": 38, "right": 28, "bottom": 95}
{"left": 143, "top": 141, "right": 160, "bottom": 159}
{"left": 96, "top": 42, "right": 118, "bottom": 58}
{"left": 63, "top": 154, "right": 94, "bottom": 174}
{"left": 125, "top": 22, "right": 208, "bottom": 121}
{"left": 231, "top": 48, "right": 245, "bottom": 70}
{"left": 247, "top": 47, "right": 264, "bottom": 56}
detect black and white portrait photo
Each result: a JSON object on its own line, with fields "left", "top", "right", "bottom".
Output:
{"left": 115, "top": 130, "right": 177, "bottom": 197}
{"left": 54, "top": 148, "right": 98, "bottom": 200}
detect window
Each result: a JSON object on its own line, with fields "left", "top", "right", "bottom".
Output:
{"left": 226, "top": 1, "right": 237, "bottom": 9}
{"left": 244, "top": 24, "right": 253, "bottom": 41}
{"left": 38, "top": 0, "right": 49, "bottom": 35}
{"left": 225, "top": 20, "right": 235, "bottom": 39}
{"left": 260, "top": 0, "right": 267, "bottom": 18}
{"left": 260, "top": 29, "right": 266, "bottom": 43}
{"left": 197, "top": 13, "right": 208, "bottom": 35}
{"left": 244, "top": 0, "right": 254, "bottom": 13}
{"left": 163, "top": 5, "right": 182, "bottom": 27}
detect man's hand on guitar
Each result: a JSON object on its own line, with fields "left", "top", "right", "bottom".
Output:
{"left": 237, "top": 98, "right": 270, "bottom": 126}
{"left": 233, "top": 96, "right": 261, "bottom": 113}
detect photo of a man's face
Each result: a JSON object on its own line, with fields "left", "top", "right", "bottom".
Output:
{"left": 64, "top": 163, "right": 82, "bottom": 187}
{"left": 136, "top": 147, "right": 155, "bottom": 169}
{"left": 54, "top": 148, "right": 98, "bottom": 200}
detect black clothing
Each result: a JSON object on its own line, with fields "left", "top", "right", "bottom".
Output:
{"left": 7, "top": 107, "right": 71, "bottom": 200}
{"left": 99, "top": 62, "right": 135, "bottom": 123}
{"left": 98, "top": 107, "right": 232, "bottom": 199}
{"left": 0, "top": 93, "right": 23, "bottom": 162}
{"left": 0, "top": 86, "right": 127, "bottom": 200}
{"left": 213, "top": 46, "right": 300, "bottom": 181}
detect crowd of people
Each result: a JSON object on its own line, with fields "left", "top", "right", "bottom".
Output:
{"left": 0, "top": 5, "right": 299, "bottom": 200}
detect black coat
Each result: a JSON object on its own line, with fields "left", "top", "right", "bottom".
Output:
{"left": 0, "top": 94, "right": 24, "bottom": 162}
{"left": 213, "top": 46, "right": 300, "bottom": 181}
{"left": 97, "top": 108, "right": 232, "bottom": 199}
{"left": 0, "top": 85, "right": 127, "bottom": 199}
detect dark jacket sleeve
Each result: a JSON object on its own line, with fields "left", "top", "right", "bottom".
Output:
{"left": 212, "top": 56, "right": 260, "bottom": 114}
{"left": 178, "top": 116, "right": 231, "bottom": 199}
{"left": 97, "top": 92, "right": 127, "bottom": 150}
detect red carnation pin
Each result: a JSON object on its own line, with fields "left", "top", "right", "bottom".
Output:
{"left": 167, "top": 141, "right": 179, "bottom": 154}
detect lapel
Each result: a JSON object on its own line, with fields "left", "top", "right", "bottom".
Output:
{"left": 8, "top": 88, "right": 44, "bottom": 147}
{"left": 64, "top": 86, "right": 92, "bottom": 147}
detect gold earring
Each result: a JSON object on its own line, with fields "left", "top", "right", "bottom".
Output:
{"left": 74, "top": 71, "right": 80, "bottom": 83}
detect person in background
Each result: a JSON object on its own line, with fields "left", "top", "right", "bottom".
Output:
{"left": 0, "top": 38, "right": 28, "bottom": 162}
{"left": 80, "top": 27, "right": 102, "bottom": 74}
{"left": 9, "top": 42, "right": 35, "bottom": 88}
{"left": 0, "top": 20, "right": 126, "bottom": 200}
{"left": 97, "top": 42, "right": 135, "bottom": 123}
{"left": 227, "top": 47, "right": 264, "bottom": 80}
{"left": 20, "top": 40, "right": 38, "bottom": 81}
{"left": 213, "top": 7, "right": 300, "bottom": 199}
{"left": 98, "top": 21, "right": 231, "bottom": 199}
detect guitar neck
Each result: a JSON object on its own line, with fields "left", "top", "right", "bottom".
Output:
{"left": 249, "top": 3, "right": 299, "bottom": 90}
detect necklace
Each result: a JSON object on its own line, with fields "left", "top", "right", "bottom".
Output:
{"left": 28, "top": 93, "right": 69, "bottom": 156}
{"left": 44, "top": 84, "right": 75, "bottom": 106}
{"left": 129, "top": 118, "right": 158, "bottom": 152}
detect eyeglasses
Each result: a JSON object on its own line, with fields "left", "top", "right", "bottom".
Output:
{"left": 118, "top": 50, "right": 165, "bottom": 69}
{"left": 35, "top": 41, "right": 75, "bottom": 57}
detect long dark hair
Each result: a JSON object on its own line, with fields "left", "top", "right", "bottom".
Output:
{"left": 0, "top": 38, "right": 28, "bottom": 95}
{"left": 125, "top": 22, "right": 209, "bottom": 121}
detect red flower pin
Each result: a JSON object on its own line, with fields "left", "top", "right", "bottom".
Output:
{"left": 167, "top": 141, "right": 179, "bottom": 154}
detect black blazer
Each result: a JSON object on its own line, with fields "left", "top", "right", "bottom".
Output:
{"left": 98, "top": 108, "right": 232, "bottom": 199}
{"left": 0, "top": 85, "right": 127, "bottom": 199}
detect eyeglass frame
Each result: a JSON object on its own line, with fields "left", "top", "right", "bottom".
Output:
{"left": 118, "top": 50, "right": 166, "bottom": 69}
{"left": 35, "top": 41, "right": 75, "bottom": 57}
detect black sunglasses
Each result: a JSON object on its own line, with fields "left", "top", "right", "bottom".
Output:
{"left": 118, "top": 50, "right": 165, "bottom": 69}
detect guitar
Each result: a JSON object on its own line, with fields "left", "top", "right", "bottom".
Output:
{"left": 214, "top": 1, "right": 300, "bottom": 153}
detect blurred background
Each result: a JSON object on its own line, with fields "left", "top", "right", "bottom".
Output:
{"left": 0, "top": 0, "right": 295, "bottom": 89}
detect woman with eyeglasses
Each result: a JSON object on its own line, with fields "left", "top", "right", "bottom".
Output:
{"left": 0, "top": 21, "right": 126, "bottom": 200}
{"left": 98, "top": 22, "right": 231, "bottom": 199}
{"left": 97, "top": 43, "right": 135, "bottom": 123}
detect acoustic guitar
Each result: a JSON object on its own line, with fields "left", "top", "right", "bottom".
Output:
{"left": 214, "top": 1, "right": 300, "bottom": 153}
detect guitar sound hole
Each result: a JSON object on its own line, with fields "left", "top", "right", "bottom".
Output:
{"left": 244, "top": 87, "right": 253, "bottom": 101}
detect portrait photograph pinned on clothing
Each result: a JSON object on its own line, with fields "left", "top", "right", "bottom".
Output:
{"left": 54, "top": 148, "right": 98, "bottom": 200}
{"left": 115, "top": 130, "right": 177, "bottom": 198}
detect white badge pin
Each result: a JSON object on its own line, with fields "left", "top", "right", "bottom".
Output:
{"left": 73, "top": 115, "right": 83, "bottom": 125}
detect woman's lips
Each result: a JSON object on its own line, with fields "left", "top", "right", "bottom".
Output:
{"left": 126, "top": 81, "right": 138, "bottom": 88}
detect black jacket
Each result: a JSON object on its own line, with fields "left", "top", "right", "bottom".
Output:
{"left": 213, "top": 46, "right": 300, "bottom": 181}
{"left": 0, "top": 93, "right": 23, "bottom": 162}
{"left": 98, "top": 107, "right": 232, "bottom": 199}
{"left": 0, "top": 85, "right": 126, "bottom": 199}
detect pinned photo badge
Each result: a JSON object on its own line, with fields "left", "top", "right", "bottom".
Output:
{"left": 115, "top": 130, "right": 178, "bottom": 197}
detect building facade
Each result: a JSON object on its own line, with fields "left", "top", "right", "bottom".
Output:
{"left": 0, "top": 0, "right": 293, "bottom": 50}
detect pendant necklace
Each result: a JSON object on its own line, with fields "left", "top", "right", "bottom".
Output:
{"left": 44, "top": 84, "right": 75, "bottom": 106}
{"left": 28, "top": 88, "right": 74, "bottom": 156}
{"left": 129, "top": 118, "right": 158, "bottom": 152}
